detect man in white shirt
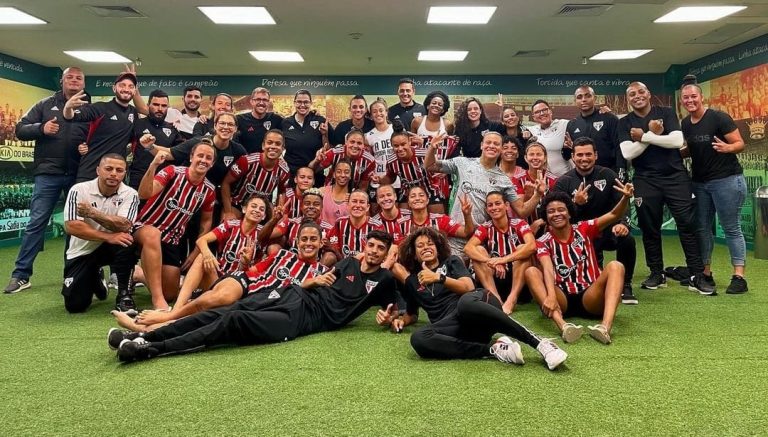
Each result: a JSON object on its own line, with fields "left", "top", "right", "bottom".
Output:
{"left": 165, "top": 85, "right": 202, "bottom": 141}
{"left": 61, "top": 154, "right": 140, "bottom": 313}
{"left": 527, "top": 100, "right": 573, "bottom": 177}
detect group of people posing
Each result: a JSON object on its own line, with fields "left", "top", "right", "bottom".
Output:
{"left": 7, "top": 68, "right": 748, "bottom": 368}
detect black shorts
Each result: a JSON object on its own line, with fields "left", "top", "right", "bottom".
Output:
{"left": 558, "top": 288, "right": 595, "bottom": 319}
{"left": 222, "top": 271, "right": 250, "bottom": 299}
{"left": 492, "top": 273, "right": 532, "bottom": 303}
{"left": 161, "top": 241, "right": 184, "bottom": 268}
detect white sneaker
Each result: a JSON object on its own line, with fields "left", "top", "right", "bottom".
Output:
{"left": 108, "top": 273, "right": 118, "bottom": 289}
{"left": 561, "top": 322, "right": 584, "bottom": 343}
{"left": 489, "top": 336, "right": 525, "bottom": 365}
{"left": 537, "top": 339, "right": 568, "bottom": 370}
{"left": 588, "top": 324, "right": 612, "bottom": 345}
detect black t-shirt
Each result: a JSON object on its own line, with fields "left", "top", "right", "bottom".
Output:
{"left": 457, "top": 120, "right": 504, "bottom": 158}
{"left": 402, "top": 255, "right": 472, "bottom": 323}
{"left": 170, "top": 137, "right": 246, "bottom": 187}
{"left": 282, "top": 112, "right": 334, "bottom": 173}
{"left": 553, "top": 166, "right": 627, "bottom": 226}
{"left": 681, "top": 109, "right": 742, "bottom": 182}
{"left": 69, "top": 99, "right": 139, "bottom": 182}
{"left": 331, "top": 118, "right": 375, "bottom": 147}
{"left": 192, "top": 118, "right": 214, "bottom": 137}
{"left": 617, "top": 106, "right": 684, "bottom": 177}
{"left": 566, "top": 110, "right": 624, "bottom": 172}
{"left": 236, "top": 112, "right": 284, "bottom": 154}
{"left": 129, "top": 117, "right": 179, "bottom": 189}
{"left": 298, "top": 257, "right": 396, "bottom": 332}
{"left": 388, "top": 103, "right": 426, "bottom": 132}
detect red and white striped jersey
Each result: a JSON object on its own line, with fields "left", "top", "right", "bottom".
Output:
{"left": 327, "top": 216, "right": 383, "bottom": 257}
{"left": 321, "top": 146, "right": 375, "bottom": 188}
{"left": 536, "top": 220, "right": 601, "bottom": 295}
{"left": 211, "top": 219, "right": 263, "bottom": 274}
{"left": 385, "top": 147, "right": 433, "bottom": 199}
{"left": 473, "top": 218, "right": 532, "bottom": 258}
{"left": 228, "top": 153, "right": 290, "bottom": 206}
{"left": 136, "top": 166, "right": 215, "bottom": 245}
{"left": 275, "top": 216, "right": 332, "bottom": 249}
{"left": 401, "top": 213, "right": 461, "bottom": 239}
{"left": 513, "top": 170, "right": 558, "bottom": 222}
{"left": 245, "top": 249, "right": 327, "bottom": 295}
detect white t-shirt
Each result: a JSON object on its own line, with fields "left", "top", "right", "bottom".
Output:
{"left": 165, "top": 108, "right": 199, "bottom": 136}
{"left": 527, "top": 119, "right": 573, "bottom": 177}
{"left": 64, "top": 179, "right": 140, "bottom": 260}
{"left": 365, "top": 124, "right": 399, "bottom": 188}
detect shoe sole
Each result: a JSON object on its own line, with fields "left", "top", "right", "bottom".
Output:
{"left": 640, "top": 283, "right": 667, "bottom": 290}
{"left": 688, "top": 286, "right": 717, "bottom": 296}
{"left": 107, "top": 328, "right": 123, "bottom": 350}
{"left": 621, "top": 298, "right": 639, "bottom": 305}
{"left": 4, "top": 281, "right": 31, "bottom": 294}
{"left": 588, "top": 326, "right": 612, "bottom": 345}
{"left": 546, "top": 351, "right": 568, "bottom": 371}
{"left": 561, "top": 324, "right": 584, "bottom": 343}
{"left": 508, "top": 341, "right": 524, "bottom": 365}
{"left": 725, "top": 289, "right": 748, "bottom": 294}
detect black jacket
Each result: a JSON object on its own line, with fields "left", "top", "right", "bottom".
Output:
{"left": 15, "top": 90, "right": 90, "bottom": 176}
{"left": 553, "top": 165, "right": 629, "bottom": 227}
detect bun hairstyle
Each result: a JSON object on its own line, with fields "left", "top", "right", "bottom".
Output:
{"left": 391, "top": 119, "right": 409, "bottom": 141}
{"left": 681, "top": 74, "right": 702, "bottom": 92}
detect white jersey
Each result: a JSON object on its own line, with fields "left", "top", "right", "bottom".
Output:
{"left": 365, "top": 124, "right": 400, "bottom": 189}
{"left": 416, "top": 116, "right": 447, "bottom": 137}
{"left": 64, "top": 179, "right": 140, "bottom": 260}
{"left": 527, "top": 119, "right": 573, "bottom": 177}
{"left": 165, "top": 108, "right": 199, "bottom": 136}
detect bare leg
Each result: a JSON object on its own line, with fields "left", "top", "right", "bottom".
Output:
{"left": 161, "top": 265, "right": 181, "bottom": 305}
{"left": 503, "top": 259, "right": 531, "bottom": 314}
{"left": 134, "top": 226, "right": 169, "bottom": 310}
{"left": 137, "top": 277, "right": 243, "bottom": 325}
{"left": 524, "top": 266, "right": 567, "bottom": 331}
{"left": 111, "top": 310, "right": 148, "bottom": 333}
{"left": 173, "top": 255, "right": 208, "bottom": 310}
{"left": 582, "top": 261, "right": 624, "bottom": 332}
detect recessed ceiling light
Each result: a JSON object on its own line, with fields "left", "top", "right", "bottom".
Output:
{"left": 590, "top": 50, "right": 652, "bottom": 60}
{"left": 0, "top": 7, "right": 46, "bottom": 24}
{"left": 427, "top": 6, "right": 497, "bottom": 24}
{"left": 198, "top": 6, "right": 275, "bottom": 24}
{"left": 418, "top": 51, "right": 469, "bottom": 61}
{"left": 64, "top": 51, "right": 132, "bottom": 63}
{"left": 655, "top": 6, "right": 747, "bottom": 23}
{"left": 249, "top": 51, "right": 304, "bottom": 62}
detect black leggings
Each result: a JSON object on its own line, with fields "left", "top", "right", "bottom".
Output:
{"left": 410, "top": 289, "right": 541, "bottom": 359}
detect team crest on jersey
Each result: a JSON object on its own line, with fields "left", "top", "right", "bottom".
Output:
{"left": 268, "top": 290, "right": 280, "bottom": 299}
{"left": 276, "top": 267, "right": 290, "bottom": 281}
{"left": 436, "top": 265, "right": 447, "bottom": 276}
{"left": 264, "top": 121, "right": 271, "bottom": 130}
{"left": 64, "top": 277, "right": 73, "bottom": 287}
{"left": 195, "top": 192, "right": 205, "bottom": 201}
{"left": 593, "top": 121, "right": 604, "bottom": 131}
{"left": 111, "top": 198, "right": 124, "bottom": 207}
{"left": 224, "top": 156, "right": 234, "bottom": 166}
{"left": 310, "top": 121, "right": 319, "bottom": 129}
{"left": 635, "top": 197, "right": 643, "bottom": 207}
{"left": 365, "top": 280, "right": 379, "bottom": 294}
{"left": 128, "top": 113, "right": 134, "bottom": 123}
{"left": 51, "top": 106, "right": 59, "bottom": 111}
{"left": 163, "top": 128, "right": 172, "bottom": 137}
{"left": 594, "top": 179, "right": 606, "bottom": 191}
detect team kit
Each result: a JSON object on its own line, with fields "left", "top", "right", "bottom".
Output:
{"left": 7, "top": 67, "right": 749, "bottom": 370}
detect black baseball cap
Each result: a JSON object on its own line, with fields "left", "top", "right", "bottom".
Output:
{"left": 114, "top": 72, "right": 137, "bottom": 85}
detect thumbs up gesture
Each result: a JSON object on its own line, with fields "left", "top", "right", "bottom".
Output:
{"left": 417, "top": 261, "right": 440, "bottom": 285}
{"left": 43, "top": 116, "right": 60, "bottom": 136}
{"left": 376, "top": 303, "right": 398, "bottom": 326}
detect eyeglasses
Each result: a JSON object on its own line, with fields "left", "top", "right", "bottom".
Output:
{"left": 295, "top": 100, "right": 311, "bottom": 106}
{"left": 216, "top": 122, "right": 236, "bottom": 128}
{"left": 533, "top": 108, "right": 550, "bottom": 115}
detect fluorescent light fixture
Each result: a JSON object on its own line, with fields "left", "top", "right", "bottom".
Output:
{"left": 427, "top": 6, "right": 496, "bottom": 24}
{"left": 64, "top": 51, "right": 132, "bottom": 63}
{"left": 655, "top": 6, "right": 746, "bottom": 23}
{"left": 418, "top": 51, "right": 468, "bottom": 61}
{"left": 0, "top": 7, "right": 46, "bottom": 24}
{"left": 249, "top": 51, "right": 304, "bottom": 62}
{"left": 198, "top": 6, "right": 275, "bottom": 24}
{"left": 590, "top": 49, "right": 652, "bottom": 60}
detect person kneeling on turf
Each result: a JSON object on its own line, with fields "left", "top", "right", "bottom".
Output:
{"left": 525, "top": 182, "right": 634, "bottom": 345}
{"left": 387, "top": 227, "right": 567, "bottom": 371}
{"left": 107, "top": 230, "right": 396, "bottom": 362}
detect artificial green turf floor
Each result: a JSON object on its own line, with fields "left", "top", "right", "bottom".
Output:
{"left": 1, "top": 237, "right": 766, "bottom": 436}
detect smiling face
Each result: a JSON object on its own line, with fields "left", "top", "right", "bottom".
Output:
{"left": 296, "top": 226, "right": 322, "bottom": 261}
{"left": 572, "top": 144, "right": 596, "bottom": 173}
{"left": 398, "top": 82, "right": 414, "bottom": 106}
{"left": 61, "top": 67, "right": 85, "bottom": 96}
{"left": 333, "top": 162, "right": 352, "bottom": 187}
{"left": 214, "top": 114, "right": 236, "bottom": 141}
{"left": 213, "top": 95, "right": 233, "bottom": 115}
{"left": 626, "top": 83, "right": 651, "bottom": 112}
{"left": 250, "top": 90, "right": 270, "bottom": 117}
{"left": 392, "top": 134, "right": 412, "bottom": 159}
{"left": 348, "top": 191, "right": 370, "bottom": 219}
{"left": 262, "top": 132, "right": 284, "bottom": 161}
{"left": 532, "top": 102, "right": 552, "bottom": 126}
{"left": 369, "top": 101, "right": 388, "bottom": 124}
{"left": 525, "top": 144, "right": 547, "bottom": 170}
{"left": 301, "top": 194, "right": 322, "bottom": 220}
{"left": 294, "top": 167, "right": 315, "bottom": 191}
{"left": 376, "top": 185, "right": 397, "bottom": 211}
{"left": 189, "top": 143, "right": 215, "bottom": 177}
{"left": 466, "top": 101, "right": 482, "bottom": 122}
{"left": 501, "top": 140, "right": 519, "bottom": 164}
{"left": 502, "top": 108, "right": 519, "bottom": 128}
{"left": 427, "top": 96, "right": 445, "bottom": 116}
{"left": 344, "top": 132, "right": 365, "bottom": 158}
{"left": 294, "top": 93, "right": 312, "bottom": 116}
{"left": 183, "top": 90, "right": 202, "bottom": 112}
{"left": 243, "top": 197, "right": 267, "bottom": 224}
{"left": 113, "top": 79, "right": 135, "bottom": 104}
{"left": 349, "top": 98, "right": 367, "bottom": 121}
{"left": 407, "top": 186, "right": 428, "bottom": 211}
{"left": 363, "top": 237, "right": 388, "bottom": 267}
{"left": 681, "top": 85, "right": 703, "bottom": 115}
{"left": 414, "top": 235, "right": 438, "bottom": 265}
{"left": 485, "top": 193, "right": 507, "bottom": 221}
{"left": 480, "top": 133, "right": 502, "bottom": 160}
{"left": 545, "top": 200, "right": 570, "bottom": 230}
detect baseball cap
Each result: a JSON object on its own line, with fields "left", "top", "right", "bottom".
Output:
{"left": 114, "top": 72, "right": 137, "bottom": 85}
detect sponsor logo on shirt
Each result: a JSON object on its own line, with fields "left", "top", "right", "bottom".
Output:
{"left": 288, "top": 125, "right": 295, "bottom": 130}
{"left": 413, "top": 112, "right": 422, "bottom": 118}
{"left": 346, "top": 275, "right": 355, "bottom": 282}
{"left": 276, "top": 267, "right": 290, "bottom": 281}
{"left": 51, "top": 106, "right": 59, "bottom": 111}
{"left": 110, "top": 115, "right": 118, "bottom": 121}
{"left": 574, "top": 128, "right": 581, "bottom": 133}
{"left": 165, "top": 198, "right": 195, "bottom": 216}
{"left": 268, "top": 290, "right": 280, "bottom": 299}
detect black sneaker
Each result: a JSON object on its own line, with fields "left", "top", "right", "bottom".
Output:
{"left": 4, "top": 278, "right": 31, "bottom": 294}
{"left": 621, "top": 284, "right": 638, "bottom": 305}
{"left": 689, "top": 273, "right": 717, "bottom": 296}
{"left": 94, "top": 280, "right": 108, "bottom": 301}
{"left": 107, "top": 328, "right": 142, "bottom": 350}
{"left": 641, "top": 272, "right": 667, "bottom": 290}
{"left": 115, "top": 292, "right": 137, "bottom": 313}
{"left": 664, "top": 266, "right": 690, "bottom": 282}
{"left": 117, "top": 338, "right": 159, "bottom": 362}
{"left": 725, "top": 275, "right": 748, "bottom": 294}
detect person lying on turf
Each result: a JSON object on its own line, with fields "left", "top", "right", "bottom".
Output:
{"left": 385, "top": 227, "right": 568, "bottom": 371}
{"left": 108, "top": 230, "right": 396, "bottom": 362}
{"left": 525, "top": 182, "right": 634, "bottom": 345}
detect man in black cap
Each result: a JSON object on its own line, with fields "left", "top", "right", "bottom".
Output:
{"left": 63, "top": 68, "right": 148, "bottom": 182}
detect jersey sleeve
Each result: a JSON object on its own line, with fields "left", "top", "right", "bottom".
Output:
{"left": 69, "top": 102, "right": 103, "bottom": 122}
{"left": 327, "top": 224, "right": 341, "bottom": 252}
{"left": 472, "top": 223, "right": 490, "bottom": 244}
{"left": 170, "top": 138, "right": 194, "bottom": 164}
{"left": 228, "top": 155, "right": 249, "bottom": 180}
{"left": 512, "top": 176, "right": 525, "bottom": 196}
{"left": 438, "top": 215, "right": 462, "bottom": 237}
{"left": 716, "top": 110, "right": 738, "bottom": 135}
{"left": 154, "top": 166, "right": 175, "bottom": 186}
{"left": 513, "top": 219, "right": 533, "bottom": 239}
{"left": 579, "top": 219, "right": 601, "bottom": 239}
{"left": 64, "top": 185, "right": 85, "bottom": 221}
{"left": 212, "top": 220, "right": 232, "bottom": 241}
{"left": 320, "top": 149, "right": 335, "bottom": 168}
{"left": 437, "top": 156, "right": 459, "bottom": 175}
{"left": 117, "top": 190, "right": 141, "bottom": 222}
{"left": 446, "top": 255, "right": 471, "bottom": 279}
{"left": 535, "top": 240, "right": 551, "bottom": 259}
{"left": 201, "top": 189, "right": 216, "bottom": 213}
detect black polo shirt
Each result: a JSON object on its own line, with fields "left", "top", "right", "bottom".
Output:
{"left": 129, "top": 117, "right": 180, "bottom": 189}
{"left": 617, "top": 106, "right": 683, "bottom": 178}
{"left": 236, "top": 112, "right": 284, "bottom": 153}
{"left": 457, "top": 120, "right": 504, "bottom": 158}
{"left": 331, "top": 118, "right": 375, "bottom": 147}
{"left": 388, "top": 102, "right": 425, "bottom": 132}
{"left": 282, "top": 112, "right": 334, "bottom": 173}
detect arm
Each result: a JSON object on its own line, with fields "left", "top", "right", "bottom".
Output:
{"left": 195, "top": 230, "right": 220, "bottom": 274}
{"left": 64, "top": 220, "right": 133, "bottom": 246}
{"left": 620, "top": 140, "right": 649, "bottom": 160}
{"left": 464, "top": 236, "right": 490, "bottom": 263}
{"left": 15, "top": 101, "right": 46, "bottom": 140}
{"left": 596, "top": 181, "right": 634, "bottom": 231}
{"left": 220, "top": 172, "right": 238, "bottom": 220}
{"left": 76, "top": 202, "right": 133, "bottom": 233}
{"left": 138, "top": 152, "right": 168, "bottom": 200}
{"left": 536, "top": 253, "right": 560, "bottom": 317}
{"left": 640, "top": 130, "right": 683, "bottom": 149}
{"left": 713, "top": 129, "right": 745, "bottom": 154}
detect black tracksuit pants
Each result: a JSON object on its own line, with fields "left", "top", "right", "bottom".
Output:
{"left": 410, "top": 289, "right": 541, "bottom": 359}
{"left": 593, "top": 227, "right": 637, "bottom": 284}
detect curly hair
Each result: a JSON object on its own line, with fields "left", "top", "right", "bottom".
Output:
{"left": 455, "top": 97, "right": 489, "bottom": 145}
{"left": 241, "top": 194, "right": 273, "bottom": 225}
{"left": 539, "top": 191, "right": 576, "bottom": 225}
{"left": 423, "top": 91, "right": 450, "bottom": 116}
{"left": 398, "top": 227, "right": 451, "bottom": 274}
